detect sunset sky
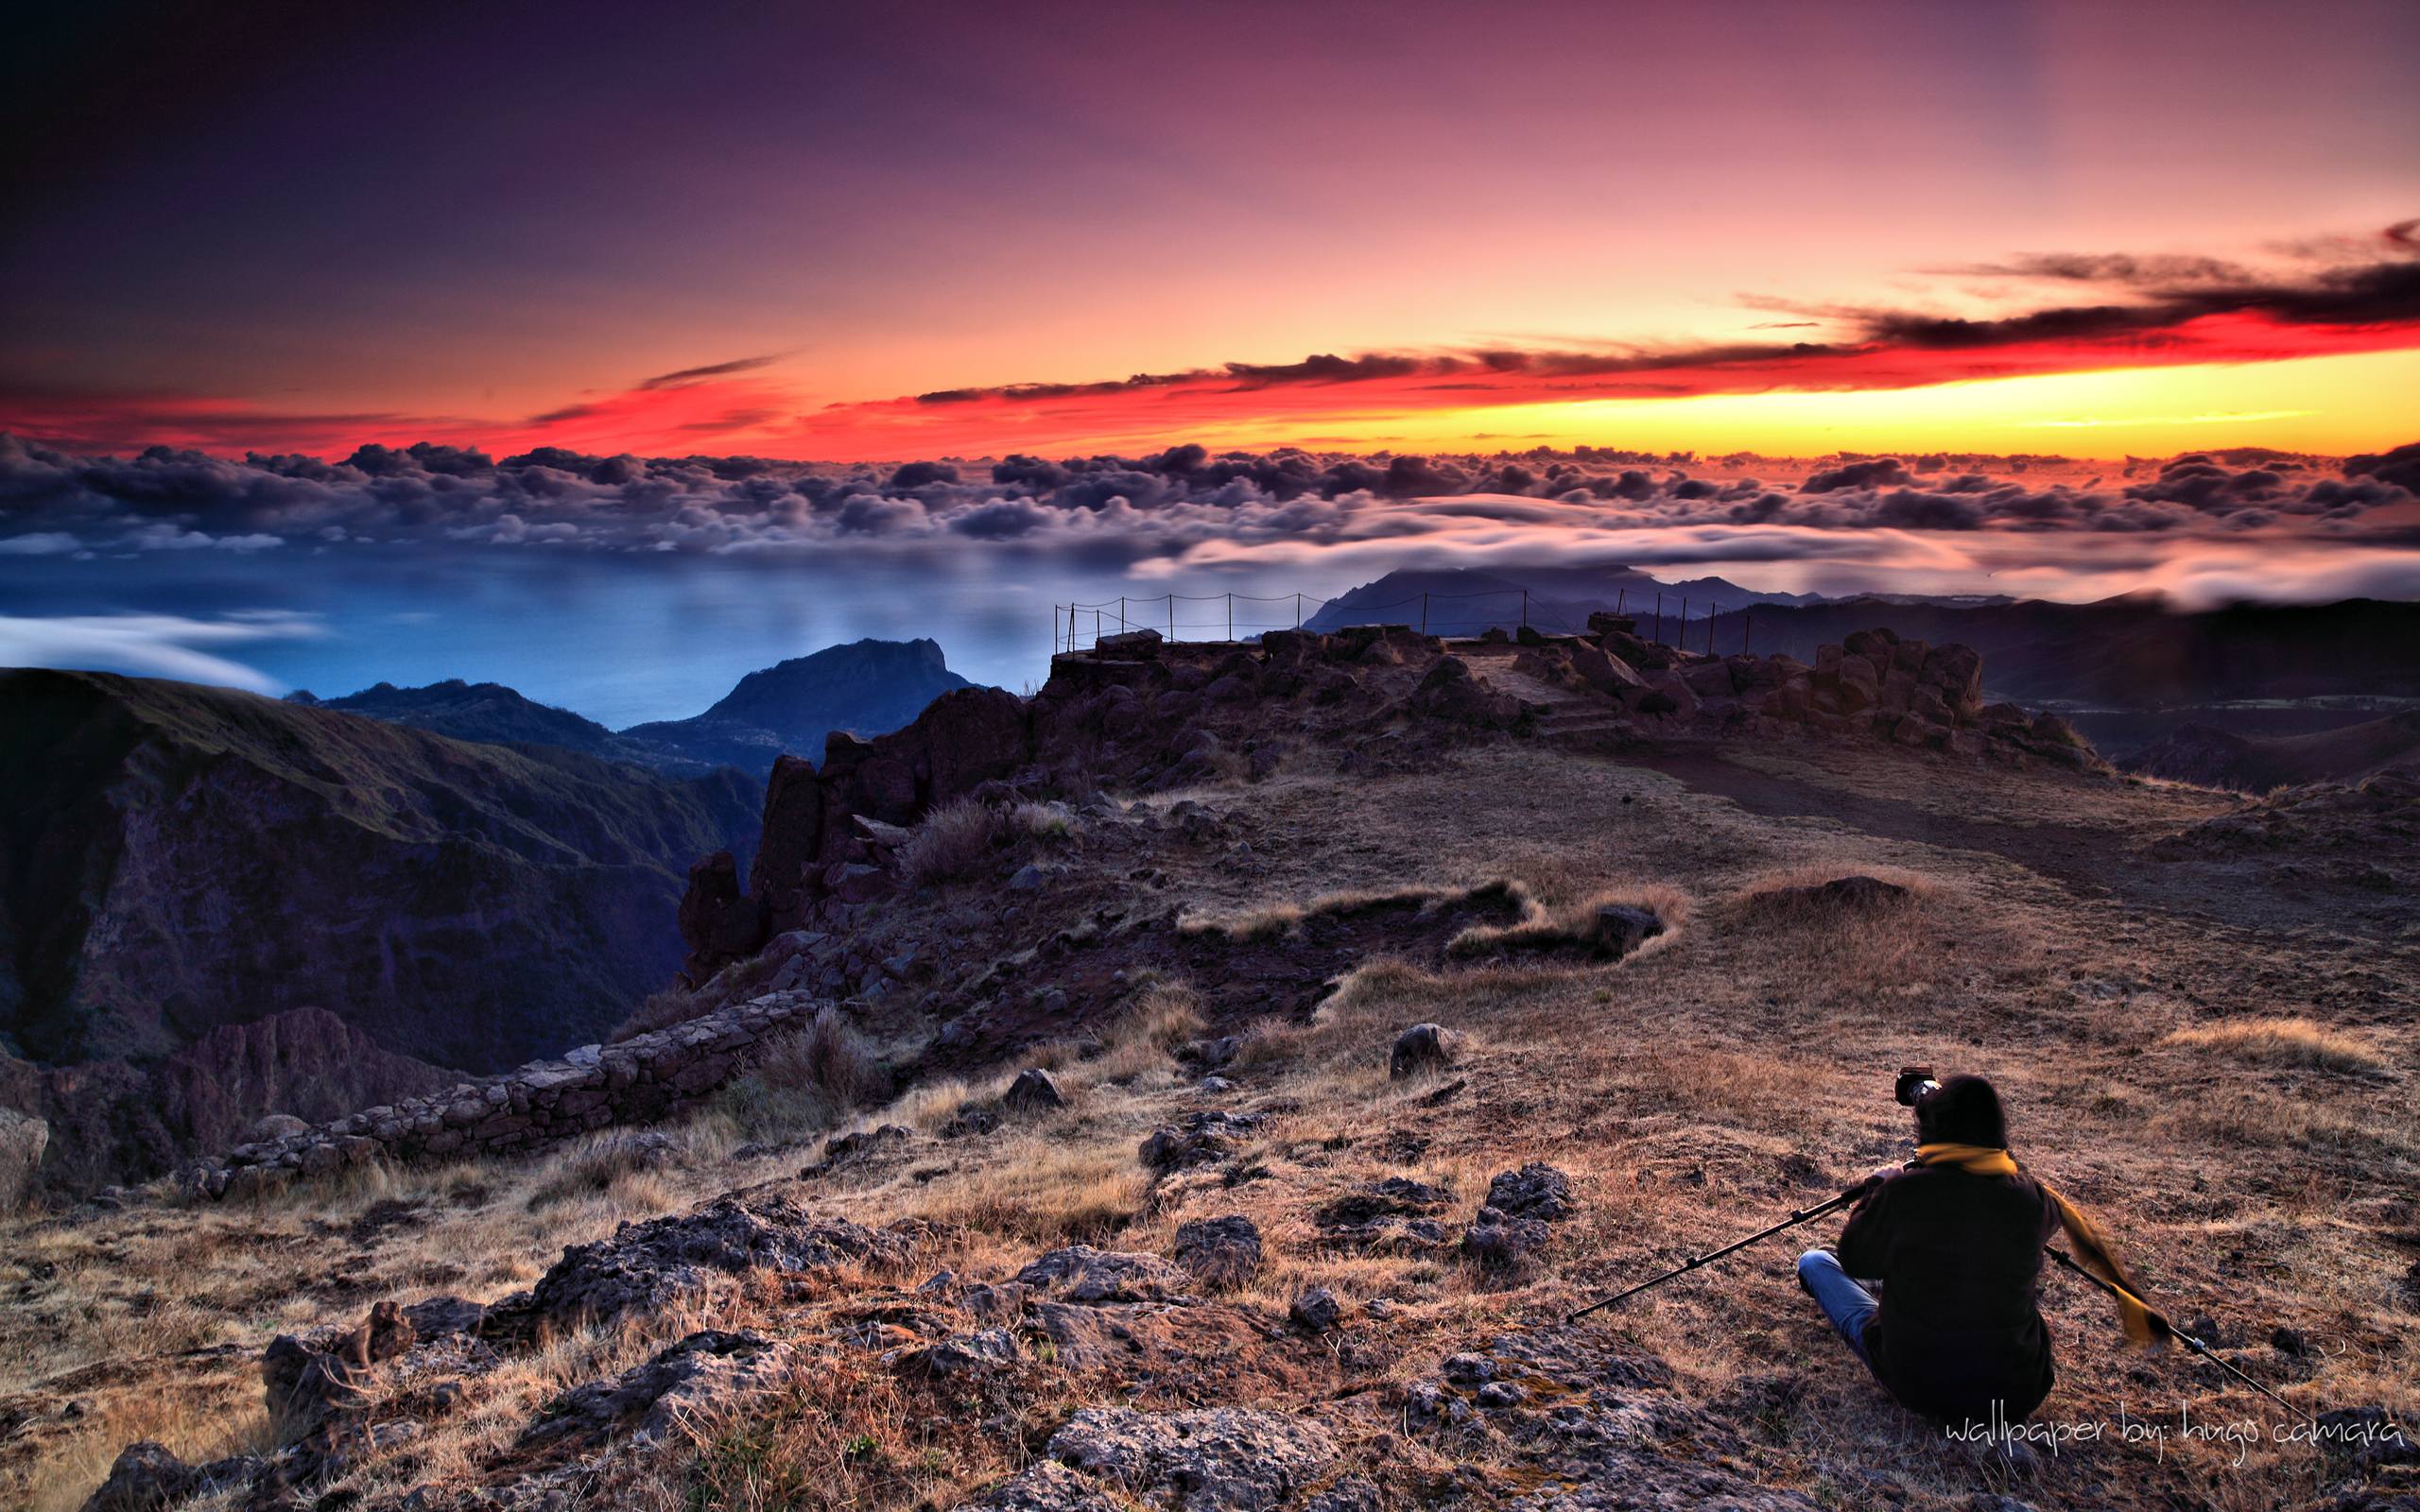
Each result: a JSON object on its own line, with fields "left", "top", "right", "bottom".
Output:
{"left": 6, "top": 0, "right": 2417, "bottom": 462}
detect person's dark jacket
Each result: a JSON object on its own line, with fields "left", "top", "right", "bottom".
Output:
{"left": 1836, "top": 1162, "right": 2061, "bottom": 1424}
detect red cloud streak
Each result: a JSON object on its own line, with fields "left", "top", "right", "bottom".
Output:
{"left": 7, "top": 242, "right": 2417, "bottom": 459}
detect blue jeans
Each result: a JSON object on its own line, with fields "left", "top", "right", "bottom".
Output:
{"left": 1797, "top": 1249, "right": 1878, "bottom": 1368}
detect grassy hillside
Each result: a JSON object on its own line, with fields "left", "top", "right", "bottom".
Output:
{"left": 5, "top": 714, "right": 2411, "bottom": 1512}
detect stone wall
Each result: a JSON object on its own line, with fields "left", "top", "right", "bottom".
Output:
{"left": 190, "top": 992, "right": 830, "bottom": 1201}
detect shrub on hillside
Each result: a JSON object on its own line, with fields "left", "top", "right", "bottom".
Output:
{"left": 898, "top": 797, "right": 999, "bottom": 886}
{"left": 717, "top": 1008, "right": 888, "bottom": 1139}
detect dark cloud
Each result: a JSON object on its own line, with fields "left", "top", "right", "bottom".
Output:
{"left": 888, "top": 228, "right": 2420, "bottom": 415}
{"left": 635, "top": 355, "right": 784, "bottom": 391}
{"left": 1802, "top": 458, "right": 1914, "bottom": 493}
{"left": 2347, "top": 440, "right": 2420, "bottom": 494}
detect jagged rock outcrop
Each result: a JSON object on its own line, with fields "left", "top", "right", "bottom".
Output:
{"left": 190, "top": 992, "right": 833, "bottom": 1200}
{"left": 1514, "top": 619, "right": 2101, "bottom": 767}
{"left": 679, "top": 632, "right": 1446, "bottom": 983}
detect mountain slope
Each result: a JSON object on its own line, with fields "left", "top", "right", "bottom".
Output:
{"left": 1694, "top": 595, "right": 2420, "bottom": 705}
{"left": 2118, "top": 709, "right": 2420, "bottom": 790}
{"left": 619, "top": 637, "right": 976, "bottom": 776}
{"left": 295, "top": 679, "right": 723, "bottom": 776}
{"left": 0, "top": 669, "right": 761, "bottom": 1077}
{"left": 1303, "top": 565, "right": 1816, "bottom": 638}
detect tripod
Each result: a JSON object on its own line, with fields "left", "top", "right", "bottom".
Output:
{"left": 1565, "top": 1187, "right": 1862, "bottom": 1323}
{"left": 2041, "top": 1246, "right": 2309, "bottom": 1426}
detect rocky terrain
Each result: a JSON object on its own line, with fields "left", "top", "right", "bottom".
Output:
{"left": 0, "top": 670, "right": 762, "bottom": 1191}
{"left": 2, "top": 616, "right": 2414, "bottom": 1512}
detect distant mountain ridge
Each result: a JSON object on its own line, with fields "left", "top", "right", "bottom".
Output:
{"left": 1305, "top": 565, "right": 1821, "bottom": 638}
{"left": 295, "top": 679, "right": 725, "bottom": 775}
{"left": 309, "top": 639, "right": 979, "bottom": 780}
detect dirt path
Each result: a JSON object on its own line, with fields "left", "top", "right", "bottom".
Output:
{"left": 1623, "top": 747, "right": 2132, "bottom": 899}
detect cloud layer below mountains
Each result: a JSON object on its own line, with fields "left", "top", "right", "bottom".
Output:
{"left": 4, "top": 433, "right": 2418, "bottom": 608}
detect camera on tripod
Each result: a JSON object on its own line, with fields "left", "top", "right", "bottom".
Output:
{"left": 1894, "top": 1065, "right": 1941, "bottom": 1107}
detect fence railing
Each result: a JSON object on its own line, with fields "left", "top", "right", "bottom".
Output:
{"left": 1053, "top": 586, "right": 1756, "bottom": 656}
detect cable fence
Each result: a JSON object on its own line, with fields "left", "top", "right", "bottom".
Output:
{"left": 1052, "top": 586, "right": 1760, "bottom": 656}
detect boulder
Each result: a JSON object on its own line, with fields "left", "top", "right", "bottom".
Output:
{"left": 1046, "top": 1406, "right": 1340, "bottom": 1512}
{"left": 522, "top": 1329, "right": 797, "bottom": 1450}
{"left": 1316, "top": 1177, "right": 1456, "bottom": 1255}
{"left": 1644, "top": 673, "right": 1700, "bottom": 721}
{"left": 1288, "top": 1286, "right": 1343, "bottom": 1332}
{"left": 1681, "top": 660, "right": 1738, "bottom": 699}
{"left": 1842, "top": 627, "right": 1899, "bottom": 662}
{"left": 1173, "top": 1215, "right": 1265, "bottom": 1288}
{"left": 1570, "top": 643, "right": 1646, "bottom": 693}
{"left": 0, "top": 1108, "right": 48, "bottom": 1209}
{"left": 78, "top": 1443, "right": 266, "bottom": 1512}
{"left": 1587, "top": 903, "right": 1662, "bottom": 959}
{"left": 1834, "top": 655, "right": 1880, "bottom": 713}
{"left": 1919, "top": 644, "right": 1984, "bottom": 714}
{"left": 1406, "top": 656, "right": 1521, "bottom": 729}
{"left": 905, "top": 1327, "right": 1024, "bottom": 1377}
{"left": 1388, "top": 1022, "right": 1455, "bottom": 1080}
{"left": 245, "top": 1112, "right": 311, "bottom": 1143}
{"left": 1095, "top": 628, "right": 1164, "bottom": 658}
{"left": 1015, "top": 1245, "right": 1192, "bottom": 1304}
{"left": 1461, "top": 1206, "right": 1552, "bottom": 1273}
{"left": 2031, "top": 712, "right": 2088, "bottom": 748}
{"left": 1484, "top": 1162, "right": 1578, "bottom": 1221}
{"left": 1002, "top": 1068, "right": 1066, "bottom": 1114}
{"left": 951, "top": 1459, "right": 1131, "bottom": 1512}
{"left": 529, "top": 1192, "right": 912, "bottom": 1328}
{"left": 1139, "top": 1110, "right": 1263, "bottom": 1173}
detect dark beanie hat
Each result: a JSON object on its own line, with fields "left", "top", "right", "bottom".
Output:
{"left": 1917, "top": 1074, "right": 2008, "bottom": 1147}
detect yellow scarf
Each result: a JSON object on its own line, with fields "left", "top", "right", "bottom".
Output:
{"left": 1915, "top": 1143, "right": 2170, "bottom": 1349}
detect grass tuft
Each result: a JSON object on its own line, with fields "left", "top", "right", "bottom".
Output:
{"left": 2162, "top": 1017, "right": 2387, "bottom": 1074}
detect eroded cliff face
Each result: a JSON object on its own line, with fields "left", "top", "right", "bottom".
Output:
{"left": 1, "top": 1007, "right": 452, "bottom": 1192}
{"left": 0, "top": 669, "right": 761, "bottom": 1190}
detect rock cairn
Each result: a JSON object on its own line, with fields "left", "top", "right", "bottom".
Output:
{"left": 188, "top": 991, "right": 831, "bottom": 1201}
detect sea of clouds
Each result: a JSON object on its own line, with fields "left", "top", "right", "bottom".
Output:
{"left": 5, "top": 434, "right": 2414, "bottom": 565}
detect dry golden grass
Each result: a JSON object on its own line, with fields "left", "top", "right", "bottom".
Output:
{"left": 896, "top": 795, "right": 996, "bottom": 886}
{"left": 1178, "top": 879, "right": 1536, "bottom": 941}
{"left": 1445, "top": 881, "right": 1691, "bottom": 959}
{"left": 1007, "top": 799, "right": 1080, "bottom": 840}
{"left": 2160, "top": 1016, "right": 2388, "bottom": 1074}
